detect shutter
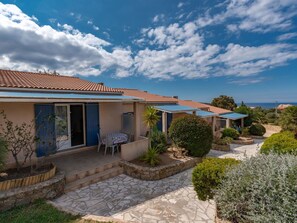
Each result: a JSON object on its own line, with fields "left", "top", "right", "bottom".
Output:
{"left": 85, "top": 103, "right": 99, "bottom": 146}
{"left": 156, "top": 111, "right": 163, "bottom": 131}
{"left": 35, "top": 104, "right": 56, "bottom": 157}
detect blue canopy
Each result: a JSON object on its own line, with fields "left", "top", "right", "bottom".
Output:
{"left": 219, "top": 112, "right": 248, "bottom": 120}
{"left": 154, "top": 105, "right": 197, "bottom": 113}
{"left": 196, "top": 110, "right": 217, "bottom": 117}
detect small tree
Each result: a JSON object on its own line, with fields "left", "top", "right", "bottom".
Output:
{"left": 0, "top": 111, "right": 38, "bottom": 172}
{"left": 279, "top": 106, "right": 297, "bottom": 132}
{"left": 234, "top": 102, "right": 253, "bottom": 126}
{"left": 211, "top": 95, "right": 237, "bottom": 111}
{"left": 143, "top": 106, "right": 160, "bottom": 148}
{"left": 0, "top": 137, "right": 8, "bottom": 171}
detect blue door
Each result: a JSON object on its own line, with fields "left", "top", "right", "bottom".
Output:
{"left": 85, "top": 103, "right": 99, "bottom": 146}
{"left": 35, "top": 104, "right": 56, "bottom": 157}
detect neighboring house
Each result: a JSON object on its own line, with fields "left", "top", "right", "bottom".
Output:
{"left": 0, "top": 70, "right": 146, "bottom": 168}
{"left": 120, "top": 88, "right": 247, "bottom": 135}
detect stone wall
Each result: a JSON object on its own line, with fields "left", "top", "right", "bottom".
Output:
{"left": 0, "top": 171, "right": 65, "bottom": 211}
{"left": 120, "top": 156, "right": 201, "bottom": 181}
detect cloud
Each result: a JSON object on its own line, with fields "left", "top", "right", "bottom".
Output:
{"left": 177, "top": 2, "right": 184, "bottom": 8}
{"left": 0, "top": 2, "right": 133, "bottom": 77}
{"left": 229, "top": 78, "right": 265, "bottom": 85}
{"left": 196, "top": 0, "right": 297, "bottom": 33}
{"left": 152, "top": 14, "right": 165, "bottom": 23}
{"left": 277, "top": 32, "right": 297, "bottom": 41}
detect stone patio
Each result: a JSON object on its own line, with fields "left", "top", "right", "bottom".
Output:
{"left": 52, "top": 168, "right": 216, "bottom": 223}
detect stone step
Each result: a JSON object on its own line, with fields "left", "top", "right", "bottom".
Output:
{"left": 66, "top": 161, "right": 120, "bottom": 184}
{"left": 64, "top": 166, "right": 123, "bottom": 193}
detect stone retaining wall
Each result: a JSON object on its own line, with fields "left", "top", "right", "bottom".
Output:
{"left": 120, "top": 157, "right": 201, "bottom": 181}
{"left": 0, "top": 171, "right": 65, "bottom": 211}
{"left": 212, "top": 144, "right": 230, "bottom": 151}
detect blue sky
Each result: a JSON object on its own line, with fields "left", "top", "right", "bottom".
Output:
{"left": 0, "top": 0, "right": 297, "bottom": 102}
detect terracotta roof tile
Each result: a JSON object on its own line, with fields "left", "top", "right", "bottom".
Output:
{"left": 0, "top": 69, "right": 121, "bottom": 93}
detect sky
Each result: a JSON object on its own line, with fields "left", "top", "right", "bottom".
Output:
{"left": 0, "top": 0, "right": 297, "bottom": 103}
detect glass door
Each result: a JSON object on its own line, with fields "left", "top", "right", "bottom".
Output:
{"left": 55, "top": 105, "right": 71, "bottom": 150}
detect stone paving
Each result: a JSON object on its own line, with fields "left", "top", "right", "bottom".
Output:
{"left": 52, "top": 168, "right": 216, "bottom": 223}
{"left": 208, "top": 139, "right": 264, "bottom": 160}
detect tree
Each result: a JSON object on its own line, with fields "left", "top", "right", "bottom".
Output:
{"left": 0, "top": 137, "right": 7, "bottom": 171}
{"left": 211, "top": 95, "right": 237, "bottom": 111}
{"left": 143, "top": 106, "right": 160, "bottom": 148}
{"left": 234, "top": 102, "right": 253, "bottom": 126}
{"left": 279, "top": 106, "right": 297, "bottom": 132}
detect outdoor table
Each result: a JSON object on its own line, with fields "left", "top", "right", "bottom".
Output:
{"left": 102, "top": 132, "right": 128, "bottom": 145}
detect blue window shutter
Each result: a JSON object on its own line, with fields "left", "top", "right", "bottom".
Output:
{"left": 35, "top": 104, "right": 56, "bottom": 157}
{"left": 86, "top": 103, "right": 99, "bottom": 146}
{"left": 156, "top": 111, "right": 162, "bottom": 131}
{"left": 167, "top": 113, "right": 173, "bottom": 130}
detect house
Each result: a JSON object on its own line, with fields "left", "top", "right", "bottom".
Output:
{"left": 0, "top": 70, "right": 147, "bottom": 168}
{"left": 120, "top": 88, "right": 247, "bottom": 135}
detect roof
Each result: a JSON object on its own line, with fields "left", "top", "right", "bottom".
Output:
{"left": 154, "top": 105, "right": 197, "bottom": 113}
{"left": 0, "top": 69, "right": 121, "bottom": 93}
{"left": 219, "top": 112, "right": 248, "bottom": 120}
{"left": 0, "top": 91, "right": 141, "bottom": 103}
{"left": 119, "top": 88, "right": 177, "bottom": 103}
{"left": 196, "top": 110, "right": 217, "bottom": 117}
{"left": 178, "top": 99, "right": 231, "bottom": 114}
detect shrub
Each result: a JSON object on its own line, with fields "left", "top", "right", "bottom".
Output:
{"left": 265, "top": 112, "right": 278, "bottom": 124}
{"left": 234, "top": 102, "right": 253, "bottom": 126}
{"left": 213, "top": 137, "right": 233, "bottom": 145}
{"left": 249, "top": 124, "right": 266, "bottom": 136}
{"left": 241, "top": 127, "right": 250, "bottom": 137}
{"left": 192, "top": 158, "right": 239, "bottom": 201}
{"left": 151, "top": 127, "right": 167, "bottom": 153}
{"left": 279, "top": 106, "right": 297, "bottom": 132}
{"left": 221, "top": 128, "right": 239, "bottom": 139}
{"left": 140, "top": 147, "right": 160, "bottom": 166}
{"left": 0, "top": 137, "right": 8, "bottom": 171}
{"left": 260, "top": 131, "right": 297, "bottom": 155}
{"left": 215, "top": 154, "right": 297, "bottom": 223}
{"left": 168, "top": 115, "right": 213, "bottom": 157}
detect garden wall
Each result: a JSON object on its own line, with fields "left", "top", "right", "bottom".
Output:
{"left": 121, "top": 137, "right": 148, "bottom": 161}
{"left": 0, "top": 171, "right": 65, "bottom": 211}
{"left": 120, "top": 156, "right": 201, "bottom": 180}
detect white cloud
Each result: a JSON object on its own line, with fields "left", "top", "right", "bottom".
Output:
{"left": 0, "top": 3, "right": 133, "bottom": 77}
{"left": 277, "top": 32, "right": 297, "bottom": 41}
{"left": 229, "top": 78, "right": 265, "bottom": 85}
{"left": 177, "top": 2, "right": 184, "bottom": 8}
{"left": 196, "top": 0, "right": 297, "bottom": 33}
{"left": 152, "top": 14, "right": 165, "bottom": 23}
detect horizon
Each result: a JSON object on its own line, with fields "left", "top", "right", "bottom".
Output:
{"left": 0, "top": 0, "right": 297, "bottom": 102}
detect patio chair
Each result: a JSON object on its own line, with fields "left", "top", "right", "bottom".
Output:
{"left": 104, "top": 134, "right": 119, "bottom": 156}
{"left": 97, "top": 133, "right": 103, "bottom": 153}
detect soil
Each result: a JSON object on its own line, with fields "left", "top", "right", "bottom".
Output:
{"left": 0, "top": 163, "right": 54, "bottom": 182}
{"left": 130, "top": 152, "right": 183, "bottom": 167}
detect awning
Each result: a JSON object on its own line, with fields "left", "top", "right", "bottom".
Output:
{"left": 154, "top": 105, "right": 197, "bottom": 113}
{"left": 0, "top": 91, "right": 143, "bottom": 102}
{"left": 219, "top": 112, "right": 248, "bottom": 120}
{"left": 196, "top": 110, "right": 217, "bottom": 117}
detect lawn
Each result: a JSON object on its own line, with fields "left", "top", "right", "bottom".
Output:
{"left": 0, "top": 200, "right": 110, "bottom": 223}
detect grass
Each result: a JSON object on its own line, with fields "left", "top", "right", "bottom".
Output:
{"left": 0, "top": 200, "right": 111, "bottom": 223}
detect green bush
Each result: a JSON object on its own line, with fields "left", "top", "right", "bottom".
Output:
{"left": 241, "top": 127, "right": 250, "bottom": 137}
{"left": 260, "top": 131, "right": 297, "bottom": 155}
{"left": 168, "top": 115, "right": 213, "bottom": 157}
{"left": 249, "top": 124, "right": 266, "bottom": 136}
{"left": 265, "top": 112, "right": 278, "bottom": 124}
{"left": 213, "top": 137, "right": 233, "bottom": 145}
{"left": 0, "top": 137, "right": 7, "bottom": 171}
{"left": 222, "top": 128, "right": 239, "bottom": 139}
{"left": 192, "top": 158, "right": 239, "bottom": 201}
{"left": 234, "top": 103, "right": 253, "bottom": 126}
{"left": 140, "top": 147, "right": 160, "bottom": 166}
{"left": 279, "top": 106, "right": 297, "bottom": 132}
{"left": 215, "top": 154, "right": 297, "bottom": 223}
{"left": 151, "top": 127, "right": 167, "bottom": 153}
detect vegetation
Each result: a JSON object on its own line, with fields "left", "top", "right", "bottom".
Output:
{"left": 143, "top": 106, "right": 160, "bottom": 148}
{"left": 241, "top": 127, "right": 250, "bottom": 137}
{"left": 0, "top": 137, "right": 7, "bottom": 171}
{"left": 0, "top": 111, "right": 38, "bottom": 172}
{"left": 249, "top": 124, "right": 266, "bottom": 136}
{"left": 221, "top": 128, "right": 239, "bottom": 140}
{"left": 211, "top": 95, "right": 237, "bottom": 111}
{"left": 192, "top": 158, "right": 239, "bottom": 201}
{"left": 215, "top": 154, "right": 297, "bottom": 223}
{"left": 169, "top": 115, "right": 213, "bottom": 157}
{"left": 213, "top": 137, "right": 233, "bottom": 145}
{"left": 261, "top": 131, "right": 297, "bottom": 155}
{"left": 279, "top": 106, "right": 297, "bottom": 132}
{"left": 234, "top": 102, "right": 253, "bottom": 126}
{"left": 151, "top": 127, "right": 167, "bottom": 153}
{"left": 140, "top": 147, "right": 160, "bottom": 166}
{"left": 265, "top": 111, "right": 279, "bottom": 124}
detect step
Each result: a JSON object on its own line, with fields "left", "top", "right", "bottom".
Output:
{"left": 64, "top": 166, "right": 123, "bottom": 193}
{"left": 66, "top": 161, "right": 120, "bottom": 184}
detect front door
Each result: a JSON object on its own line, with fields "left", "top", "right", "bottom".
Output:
{"left": 70, "top": 104, "right": 85, "bottom": 147}
{"left": 55, "top": 105, "right": 71, "bottom": 151}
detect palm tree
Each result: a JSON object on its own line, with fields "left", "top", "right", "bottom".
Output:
{"left": 143, "top": 106, "right": 160, "bottom": 148}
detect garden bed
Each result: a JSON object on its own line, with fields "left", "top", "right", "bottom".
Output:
{"left": 0, "top": 163, "right": 56, "bottom": 191}
{"left": 120, "top": 153, "right": 201, "bottom": 180}
{"left": 232, "top": 137, "right": 254, "bottom": 145}
{"left": 212, "top": 144, "right": 230, "bottom": 152}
